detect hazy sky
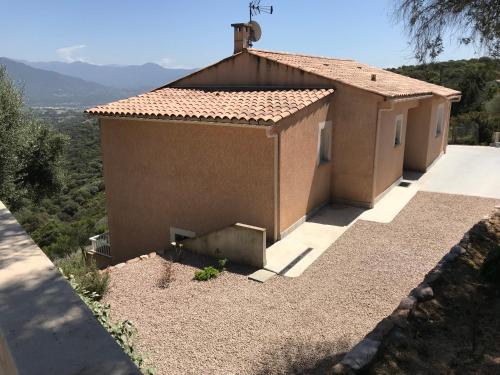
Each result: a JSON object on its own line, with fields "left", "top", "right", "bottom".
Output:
{"left": 1, "top": 0, "right": 481, "bottom": 69}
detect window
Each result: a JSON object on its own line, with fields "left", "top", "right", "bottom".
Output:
{"left": 318, "top": 121, "right": 332, "bottom": 164}
{"left": 435, "top": 104, "right": 444, "bottom": 137}
{"left": 394, "top": 114, "right": 403, "bottom": 146}
{"left": 170, "top": 227, "right": 195, "bottom": 243}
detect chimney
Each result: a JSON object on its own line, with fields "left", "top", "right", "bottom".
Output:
{"left": 231, "top": 23, "right": 252, "bottom": 54}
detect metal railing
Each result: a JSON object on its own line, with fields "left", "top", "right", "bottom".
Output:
{"left": 89, "top": 232, "right": 111, "bottom": 258}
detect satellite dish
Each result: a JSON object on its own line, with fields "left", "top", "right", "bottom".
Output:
{"left": 249, "top": 20, "right": 262, "bottom": 42}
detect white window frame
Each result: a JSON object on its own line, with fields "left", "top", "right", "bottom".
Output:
{"left": 394, "top": 114, "right": 403, "bottom": 147}
{"left": 435, "top": 103, "right": 444, "bottom": 137}
{"left": 170, "top": 227, "right": 196, "bottom": 242}
{"left": 317, "top": 121, "right": 332, "bottom": 165}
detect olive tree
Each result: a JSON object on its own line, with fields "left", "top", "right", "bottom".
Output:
{"left": 394, "top": 0, "right": 500, "bottom": 62}
{"left": 0, "top": 66, "right": 66, "bottom": 209}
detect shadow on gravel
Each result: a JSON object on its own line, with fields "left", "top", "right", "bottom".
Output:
{"left": 255, "top": 338, "right": 351, "bottom": 375}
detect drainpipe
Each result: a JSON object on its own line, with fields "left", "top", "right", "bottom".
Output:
{"left": 266, "top": 127, "right": 280, "bottom": 242}
{"left": 371, "top": 100, "right": 394, "bottom": 205}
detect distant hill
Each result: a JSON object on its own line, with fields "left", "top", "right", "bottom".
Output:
{"left": 0, "top": 57, "right": 138, "bottom": 108}
{"left": 24, "top": 60, "right": 196, "bottom": 91}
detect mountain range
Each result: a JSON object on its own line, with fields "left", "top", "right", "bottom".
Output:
{"left": 0, "top": 57, "right": 197, "bottom": 108}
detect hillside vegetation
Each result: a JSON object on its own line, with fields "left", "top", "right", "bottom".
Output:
{"left": 14, "top": 108, "right": 106, "bottom": 258}
{"left": 389, "top": 57, "right": 500, "bottom": 144}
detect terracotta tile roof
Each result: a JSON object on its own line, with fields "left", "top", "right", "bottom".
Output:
{"left": 248, "top": 49, "right": 461, "bottom": 99}
{"left": 85, "top": 87, "right": 334, "bottom": 125}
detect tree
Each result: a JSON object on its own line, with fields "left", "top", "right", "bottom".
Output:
{"left": 485, "top": 93, "right": 500, "bottom": 115}
{"left": 394, "top": 0, "right": 500, "bottom": 62}
{"left": 0, "top": 66, "right": 66, "bottom": 209}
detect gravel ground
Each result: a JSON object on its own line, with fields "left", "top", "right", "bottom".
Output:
{"left": 103, "top": 192, "right": 499, "bottom": 374}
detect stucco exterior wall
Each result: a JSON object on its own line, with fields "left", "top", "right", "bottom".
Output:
{"left": 373, "top": 101, "right": 420, "bottom": 197}
{"left": 404, "top": 97, "right": 450, "bottom": 172}
{"left": 172, "top": 52, "right": 383, "bottom": 208}
{"left": 100, "top": 118, "right": 275, "bottom": 263}
{"left": 425, "top": 97, "right": 450, "bottom": 167}
{"left": 277, "top": 101, "right": 331, "bottom": 233}
{"left": 171, "top": 52, "right": 333, "bottom": 88}
{"left": 329, "top": 83, "right": 383, "bottom": 206}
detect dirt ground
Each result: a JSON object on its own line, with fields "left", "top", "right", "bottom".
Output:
{"left": 102, "top": 192, "right": 499, "bottom": 374}
{"left": 369, "top": 209, "right": 500, "bottom": 375}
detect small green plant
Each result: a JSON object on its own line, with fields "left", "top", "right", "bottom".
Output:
{"left": 171, "top": 241, "right": 184, "bottom": 262}
{"left": 194, "top": 266, "right": 220, "bottom": 281}
{"left": 55, "top": 250, "right": 109, "bottom": 299}
{"left": 217, "top": 258, "right": 228, "bottom": 271}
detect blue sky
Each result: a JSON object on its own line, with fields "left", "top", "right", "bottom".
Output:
{"left": 1, "top": 0, "right": 480, "bottom": 69}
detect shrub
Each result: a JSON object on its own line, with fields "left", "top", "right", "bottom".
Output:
{"left": 194, "top": 266, "right": 220, "bottom": 281}
{"left": 217, "top": 258, "right": 228, "bottom": 271}
{"left": 61, "top": 271, "right": 154, "bottom": 374}
{"left": 55, "top": 251, "right": 109, "bottom": 299}
{"left": 481, "top": 244, "right": 500, "bottom": 285}
{"left": 157, "top": 260, "right": 174, "bottom": 288}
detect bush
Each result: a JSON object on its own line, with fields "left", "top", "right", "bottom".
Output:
{"left": 61, "top": 271, "right": 154, "bottom": 374}
{"left": 56, "top": 251, "right": 109, "bottom": 299}
{"left": 481, "top": 244, "right": 500, "bottom": 285}
{"left": 194, "top": 266, "right": 220, "bottom": 281}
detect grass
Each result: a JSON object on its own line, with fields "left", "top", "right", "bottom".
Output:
{"left": 55, "top": 250, "right": 109, "bottom": 299}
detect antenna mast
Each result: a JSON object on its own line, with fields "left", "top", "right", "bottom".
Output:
{"left": 249, "top": 0, "right": 273, "bottom": 22}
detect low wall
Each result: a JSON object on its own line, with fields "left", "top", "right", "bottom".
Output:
{"left": 181, "top": 223, "right": 267, "bottom": 268}
{"left": 0, "top": 202, "right": 139, "bottom": 375}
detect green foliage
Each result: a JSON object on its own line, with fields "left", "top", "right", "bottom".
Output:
{"left": 485, "top": 93, "right": 500, "bottom": 115}
{"left": 55, "top": 251, "right": 109, "bottom": 299}
{"left": 450, "top": 112, "right": 500, "bottom": 145}
{"left": 388, "top": 58, "right": 500, "bottom": 115}
{"left": 12, "top": 107, "right": 106, "bottom": 259}
{"left": 62, "top": 271, "right": 155, "bottom": 374}
{"left": 394, "top": 0, "right": 500, "bottom": 62}
{"left": 481, "top": 244, "right": 500, "bottom": 285}
{"left": 0, "top": 66, "right": 66, "bottom": 209}
{"left": 217, "top": 258, "right": 228, "bottom": 271}
{"left": 194, "top": 266, "right": 220, "bottom": 281}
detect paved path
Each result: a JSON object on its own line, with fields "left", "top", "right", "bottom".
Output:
{"left": 416, "top": 145, "right": 500, "bottom": 199}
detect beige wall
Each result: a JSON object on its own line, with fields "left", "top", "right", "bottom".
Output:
{"left": 171, "top": 52, "right": 333, "bottom": 88}
{"left": 329, "top": 83, "right": 383, "bottom": 206}
{"left": 277, "top": 101, "right": 331, "bottom": 233}
{"left": 373, "top": 101, "right": 420, "bottom": 197}
{"left": 404, "top": 97, "right": 450, "bottom": 172}
{"left": 101, "top": 118, "right": 275, "bottom": 263}
{"left": 173, "top": 51, "right": 384, "bottom": 207}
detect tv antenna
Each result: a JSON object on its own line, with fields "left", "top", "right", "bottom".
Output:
{"left": 247, "top": 1, "right": 273, "bottom": 47}
{"left": 249, "top": 0, "right": 273, "bottom": 22}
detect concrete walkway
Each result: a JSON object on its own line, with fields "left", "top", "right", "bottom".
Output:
{"left": 250, "top": 145, "right": 500, "bottom": 281}
{"left": 416, "top": 145, "right": 500, "bottom": 199}
{"left": 0, "top": 202, "right": 139, "bottom": 374}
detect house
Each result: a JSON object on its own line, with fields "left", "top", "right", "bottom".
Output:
{"left": 85, "top": 23, "right": 461, "bottom": 267}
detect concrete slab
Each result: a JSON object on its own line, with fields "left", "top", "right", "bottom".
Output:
{"left": 360, "top": 183, "right": 418, "bottom": 223}
{"left": 248, "top": 269, "right": 276, "bottom": 283}
{"left": 265, "top": 204, "right": 364, "bottom": 277}
{"left": 418, "top": 146, "right": 500, "bottom": 199}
